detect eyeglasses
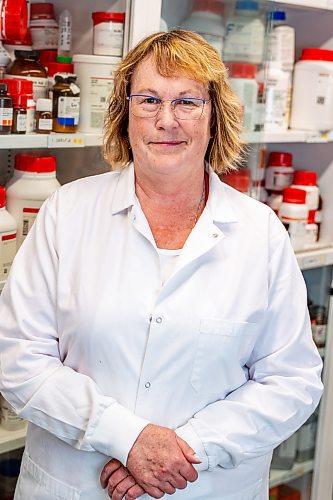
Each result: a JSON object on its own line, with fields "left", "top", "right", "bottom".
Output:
{"left": 127, "top": 94, "right": 210, "bottom": 120}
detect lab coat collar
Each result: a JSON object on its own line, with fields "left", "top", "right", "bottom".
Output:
{"left": 111, "top": 162, "right": 239, "bottom": 224}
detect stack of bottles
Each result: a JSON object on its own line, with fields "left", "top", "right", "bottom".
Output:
{"left": 0, "top": 3, "right": 125, "bottom": 135}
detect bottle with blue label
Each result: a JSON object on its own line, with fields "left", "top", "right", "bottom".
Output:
{"left": 52, "top": 73, "right": 80, "bottom": 133}
{"left": 223, "top": 1, "right": 265, "bottom": 64}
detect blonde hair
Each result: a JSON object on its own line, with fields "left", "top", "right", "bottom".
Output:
{"left": 104, "top": 29, "right": 244, "bottom": 174}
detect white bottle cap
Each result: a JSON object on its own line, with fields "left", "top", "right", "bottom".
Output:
{"left": 36, "top": 98, "right": 52, "bottom": 112}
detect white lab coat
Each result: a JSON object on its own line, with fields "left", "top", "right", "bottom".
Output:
{"left": 0, "top": 164, "right": 323, "bottom": 500}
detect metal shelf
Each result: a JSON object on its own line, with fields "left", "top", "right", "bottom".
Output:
{"left": 269, "top": 459, "right": 314, "bottom": 488}
{"left": 243, "top": 130, "right": 333, "bottom": 144}
{"left": 0, "top": 424, "right": 26, "bottom": 454}
{"left": 295, "top": 244, "right": 333, "bottom": 270}
{"left": 268, "top": 0, "right": 332, "bottom": 10}
{"left": 0, "top": 133, "right": 103, "bottom": 150}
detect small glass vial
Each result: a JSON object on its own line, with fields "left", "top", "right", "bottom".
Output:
{"left": 12, "top": 95, "right": 27, "bottom": 134}
{"left": 35, "top": 98, "right": 52, "bottom": 133}
{"left": 52, "top": 73, "right": 80, "bottom": 133}
{"left": 0, "top": 83, "right": 13, "bottom": 135}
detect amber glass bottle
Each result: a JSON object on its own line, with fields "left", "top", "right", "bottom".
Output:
{"left": 52, "top": 73, "right": 80, "bottom": 133}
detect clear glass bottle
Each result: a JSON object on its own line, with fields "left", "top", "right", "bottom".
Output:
{"left": 0, "top": 83, "right": 13, "bottom": 135}
{"left": 35, "top": 98, "right": 52, "bottom": 134}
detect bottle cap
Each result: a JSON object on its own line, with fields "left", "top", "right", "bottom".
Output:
{"left": 15, "top": 153, "right": 56, "bottom": 173}
{"left": 14, "top": 49, "right": 40, "bottom": 60}
{"left": 0, "top": 78, "right": 33, "bottom": 96}
{"left": 0, "top": 186, "right": 5, "bottom": 208}
{"left": 47, "top": 62, "right": 74, "bottom": 76}
{"left": 191, "top": 0, "right": 224, "bottom": 16}
{"left": 236, "top": 1, "right": 258, "bottom": 10}
{"left": 308, "top": 210, "right": 316, "bottom": 224}
{"left": 300, "top": 48, "right": 333, "bottom": 62}
{"left": 220, "top": 169, "right": 250, "bottom": 193}
{"left": 268, "top": 151, "right": 292, "bottom": 167}
{"left": 30, "top": 3, "right": 55, "bottom": 20}
{"left": 268, "top": 11, "right": 286, "bottom": 21}
{"left": 0, "top": 0, "right": 28, "bottom": 42}
{"left": 36, "top": 98, "right": 52, "bottom": 112}
{"left": 293, "top": 170, "right": 317, "bottom": 186}
{"left": 0, "top": 83, "right": 8, "bottom": 93}
{"left": 282, "top": 187, "right": 306, "bottom": 204}
{"left": 57, "top": 56, "right": 72, "bottom": 64}
{"left": 92, "top": 12, "right": 125, "bottom": 25}
{"left": 39, "top": 49, "right": 57, "bottom": 68}
{"left": 228, "top": 63, "right": 256, "bottom": 79}
{"left": 3, "top": 28, "right": 33, "bottom": 48}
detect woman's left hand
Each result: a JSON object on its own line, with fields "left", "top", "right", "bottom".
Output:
{"left": 100, "top": 458, "right": 146, "bottom": 499}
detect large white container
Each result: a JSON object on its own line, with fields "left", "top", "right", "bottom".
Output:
{"left": 180, "top": 0, "right": 225, "bottom": 56}
{"left": 6, "top": 153, "right": 60, "bottom": 249}
{"left": 290, "top": 48, "right": 333, "bottom": 132}
{"left": 278, "top": 187, "right": 308, "bottom": 251}
{"left": 223, "top": 1, "right": 265, "bottom": 64}
{"left": 267, "top": 11, "right": 295, "bottom": 71}
{"left": 73, "top": 54, "right": 121, "bottom": 134}
{"left": 0, "top": 186, "right": 17, "bottom": 286}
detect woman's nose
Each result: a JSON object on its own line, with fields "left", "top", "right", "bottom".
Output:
{"left": 155, "top": 102, "right": 179, "bottom": 128}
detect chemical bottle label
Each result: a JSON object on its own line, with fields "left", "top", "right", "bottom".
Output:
{"left": 58, "top": 97, "right": 80, "bottom": 126}
{"left": 90, "top": 77, "right": 114, "bottom": 128}
{"left": 0, "top": 232, "right": 16, "bottom": 281}
{"left": 0, "top": 107, "right": 13, "bottom": 126}
{"left": 22, "top": 207, "right": 39, "bottom": 239}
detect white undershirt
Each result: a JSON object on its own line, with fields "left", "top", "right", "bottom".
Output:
{"left": 157, "top": 247, "right": 182, "bottom": 284}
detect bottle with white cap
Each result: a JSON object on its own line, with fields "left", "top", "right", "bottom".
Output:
{"left": 267, "top": 11, "right": 295, "bottom": 71}
{"left": 35, "top": 98, "right": 52, "bottom": 134}
{"left": 278, "top": 187, "right": 308, "bottom": 251}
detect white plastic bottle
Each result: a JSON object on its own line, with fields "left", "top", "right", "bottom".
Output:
{"left": 228, "top": 62, "right": 258, "bottom": 132}
{"left": 257, "top": 63, "right": 292, "bottom": 132}
{"left": 223, "top": 1, "right": 265, "bottom": 64}
{"left": 278, "top": 187, "right": 308, "bottom": 251}
{"left": 265, "top": 151, "right": 294, "bottom": 191}
{"left": 58, "top": 9, "right": 72, "bottom": 57}
{"left": 291, "top": 170, "right": 319, "bottom": 211}
{"left": 180, "top": 0, "right": 225, "bottom": 56}
{"left": 290, "top": 48, "right": 333, "bottom": 131}
{"left": 0, "top": 186, "right": 17, "bottom": 288}
{"left": 6, "top": 153, "right": 60, "bottom": 249}
{"left": 267, "top": 11, "right": 295, "bottom": 71}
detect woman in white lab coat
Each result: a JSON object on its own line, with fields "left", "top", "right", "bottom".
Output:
{"left": 0, "top": 30, "right": 323, "bottom": 500}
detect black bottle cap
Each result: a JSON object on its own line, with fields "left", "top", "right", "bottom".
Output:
{"left": 0, "top": 83, "right": 8, "bottom": 93}
{"left": 14, "top": 50, "right": 40, "bottom": 60}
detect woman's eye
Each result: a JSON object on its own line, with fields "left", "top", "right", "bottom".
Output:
{"left": 143, "top": 97, "right": 159, "bottom": 104}
{"left": 177, "top": 99, "right": 197, "bottom": 107}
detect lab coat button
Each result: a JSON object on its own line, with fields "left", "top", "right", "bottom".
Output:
{"left": 156, "top": 316, "right": 162, "bottom": 324}
{"left": 145, "top": 382, "right": 151, "bottom": 388}
{"left": 149, "top": 315, "right": 152, "bottom": 322}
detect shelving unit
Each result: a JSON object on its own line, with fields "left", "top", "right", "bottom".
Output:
{"left": 268, "top": 0, "right": 331, "bottom": 10}
{"left": 0, "top": 425, "right": 26, "bottom": 454}
{"left": 269, "top": 460, "right": 314, "bottom": 489}
{"left": 0, "top": 133, "right": 103, "bottom": 150}
{"left": 243, "top": 130, "right": 333, "bottom": 144}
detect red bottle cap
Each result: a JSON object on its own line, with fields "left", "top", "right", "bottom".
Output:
{"left": 39, "top": 49, "right": 57, "bottom": 68}
{"left": 0, "top": 186, "right": 5, "bottom": 208}
{"left": 11, "top": 94, "right": 27, "bottom": 108}
{"left": 47, "top": 62, "right": 74, "bottom": 76}
{"left": 15, "top": 153, "right": 56, "bottom": 173}
{"left": 300, "top": 48, "right": 333, "bottom": 62}
{"left": 191, "top": 0, "right": 224, "bottom": 15}
{"left": 0, "top": 0, "right": 28, "bottom": 42}
{"left": 293, "top": 170, "right": 317, "bottom": 186}
{"left": 282, "top": 187, "right": 306, "bottom": 204}
{"left": 3, "top": 28, "right": 33, "bottom": 48}
{"left": 220, "top": 169, "right": 250, "bottom": 193}
{"left": 308, "top": 210, "right": 316, "bottom": 224}
{"left": 228, "top": 63, "right": 256, "bottom": 79}
{"left": 92, "top": 12, "right": 125, "bottom": 25}
{"left": 30, "top": 3, "right": 55, "bottom": 20}
{"left": 0, "top": 78, "right": 33, "bottom": 97}
{"left": 268, "top": 151, "right": 293, "bottom": 167}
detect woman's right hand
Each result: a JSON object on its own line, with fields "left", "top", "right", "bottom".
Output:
{"left": 100, "top": 458, "right": 147, "bottom": 500}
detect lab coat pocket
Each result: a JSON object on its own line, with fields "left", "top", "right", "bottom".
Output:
{"left": 190, "top": 319, "right": 256, "bottom": 395}
{"left": 15, "top": 450, "right": 81, "bottom": 500}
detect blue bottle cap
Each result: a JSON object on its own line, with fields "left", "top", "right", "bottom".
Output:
{"left": 236, "top": 1, "right": 259, "bottom": 10}
{"left": 268, "top": 11, "right": 286, "bottom": 21}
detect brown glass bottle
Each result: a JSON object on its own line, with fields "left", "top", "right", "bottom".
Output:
{"left": 6, "top": 50, "right": 47, "bottom": 100}
{"left": 0, "top": 83, "right": 13, "bottom": 135}
{"left": 12, "top": 95, "right": 27, "bottom": 134}
{"left": 52, "top": 73, "right": 80, "bottom": 133}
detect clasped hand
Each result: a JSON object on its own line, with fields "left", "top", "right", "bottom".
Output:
{"left": 100, "top": 423, "right": 200, "bottom": 499}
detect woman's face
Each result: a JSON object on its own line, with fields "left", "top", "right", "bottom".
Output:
{"left": 128, "top": 56, "right": 212, "bottom": 179}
